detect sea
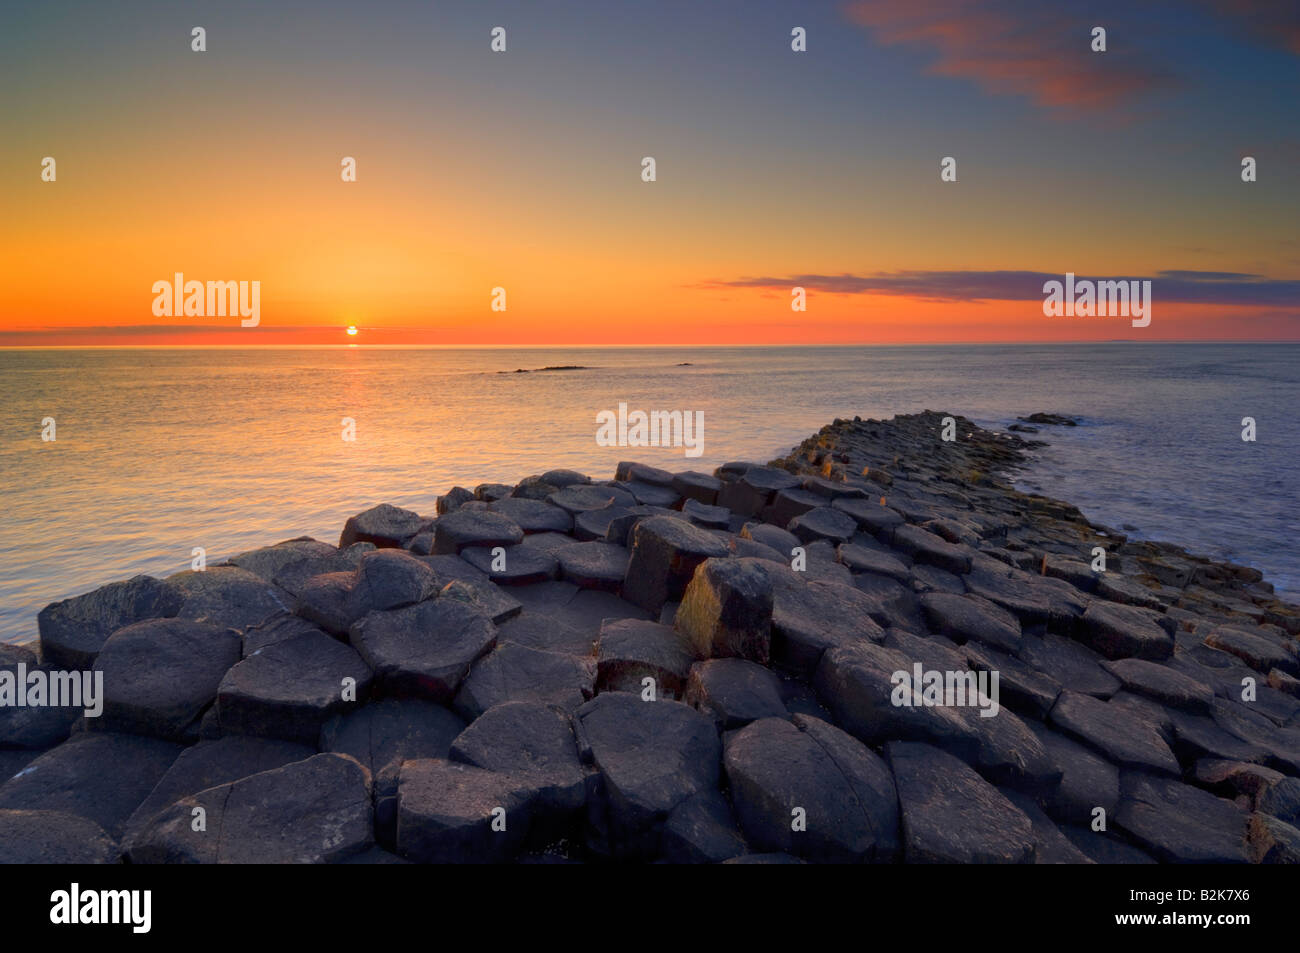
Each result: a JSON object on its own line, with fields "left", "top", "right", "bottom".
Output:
{"left": 1, "top": 343, "right": 1295, "bottom": 645}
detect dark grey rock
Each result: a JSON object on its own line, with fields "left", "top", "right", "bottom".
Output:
{"left": 453, "top": 642, "right": 595, "bottom": 720}
{"left": 1018, "top": 634, "right": 1121, "bottom": 698}
{"left": 888, "top": 741, "right": 1034, "bottom": 863}
{"left": 229, "top": 537, "right": 337, "bottom": 582}
{"left": 486, "top": 497, "right": 573, "bottom": 534}
{"left": 496, "top": 612, "right": 594, "bottom": 657}
{"left": 93, "top": 617, "right": 241, "bottom": 740}
{"left": 662, "top": 789, "right": 747, "bottom": 863}
{"left": 130, "top": 752, "right": 373, "bottom": 863}
{"left": 769, "top": 569, "right": 885, "bottom": 676}
{"left": 920, "top": 592, "right": 1022, "bottom": 653}
{"left": 38, "top": 575, "right": 183, "bottom": 669}
{"left": 340, "top": 503, "right": 426, "bottom": 549}
{"left": 1100, "top": 658, "right": 1214, "bottom": 712}
{"left": 1114, "top": 771, "right": 1251, "bottom": 863}
{"left": 675, "top": 557, "right": 774, "bottom": 663}
{"left": 1049, "top": 691, "right": 1180, "bottom": 775}
{"left": 595, "top": 619, "right": 698, "bottom": 699}
{"left": 622, "top": 515, "right": 729, "bottom": 615}
{"left": 350, "top": 597, "right": 495, "bottom": 703}
{"left": 725, "top": 715, "right": 899, "bottom": 862}
{"left": 671, "top": 470, "right": 722, "bottom": 505}
{"left": 433, "top": 509, "right": 525, "bottom": 555}
{"left": 787, "top": 506, "right": 858, "bottom": 545}
{"left": 1078, "top": 601, "right": 1174, "bottom": 661}
{"left": 574, "top": 692, "right": 721, "bottom": 859}
{"left": 682, "top": 498, "right": 730, "bottom": 529}
{"left": 461, "top": 544, "right": 559, "bottom": 586}
{"left": 0, "top": 810, "right": 120, "bottom": 864}
{"left": 548, "top": 484, "right": 637, "bottom": 515}
{"left": 0, "top": 732, "right": 182, "bottom": 839}
{"left": 396, "top": 758, "right": 530, "bottom": 863}
{"left": 218, "top": 625, "right": 372, "bottom": 743}
{"left": 685, "top": 658, "right": 787, "bottom": 729}
{"left": 892, "top": 524, "right": 973, "bottom": 574}
{"left": 554, "top": 541, "right": 628, "bottom": 591}
{"left": 320, "top": 698, "right": 466, "bottom": 845}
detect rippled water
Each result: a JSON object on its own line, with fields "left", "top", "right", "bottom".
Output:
{"left": 1, "top": 343, "right": 1295, "bottom": 644}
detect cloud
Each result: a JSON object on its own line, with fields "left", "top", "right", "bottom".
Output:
{"left": 1205, "top": 0, "right": 1300, "bottom": 55}
{"left": 706, "top": 269, "right": 1300, "bottom": 307}
{"left": 843, "top": 0, "right": 1177, "bottom": 111}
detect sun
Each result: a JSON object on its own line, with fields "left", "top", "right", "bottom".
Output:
{"left": 346, "top": 325, "right": 358, "bottom": 336}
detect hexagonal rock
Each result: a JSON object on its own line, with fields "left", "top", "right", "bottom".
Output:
{"left": 217, "top": 626, "right": 373, "bottom": 743}
{"left": 998, "top": 788, "right": 1094, "bottom": 864}
{"left": 0, "top": 810, "right": 120, "bottom": 863}
{"left": 436, "top": 486, "right": 474, "bottom": 515}
{"left": 1100, "top": 658, "right": 1214, "bottom": 713}
{"left": 340, "top": 503, "right": 426, "bottom": 549}
{"left": 674, "top": 557, "right": 774, "bottom": 663}
{"left": 623, "top": 515, "right": 730, "bottom": 615}
{"left": 662, "top": 789, "right": 747, "bottom": 864}
{"left": 740, "top": 522, "right": 797, "bottom": 554}
{"left": 574, "top": 692, "right": 721, "bottom": 859}
{"left": 891, "top": 524, "right": 973, "bottom": 574}
{"left": 497, "top": 612, "right": 594, "bottom": 657}
{"left": 320, "top": 698, "right": 466, "bottom": 845}
{"left": 1077, "top": 601, "right": 1174, "bottom": 661}
{"left": 1018, "top": 634, "right": 1121, "bottom": 698}
{"left": 92, "top": 618, "right": 242, "bottom": 741}
{"left": 432, "top": 509, "right": 525, "bottom": 556}
{"left": 724, "top": 715, "right": 898, "bottom": 863}
{"left": 685, "top": 659, "right": 787, "bottom": 729}
{"left": 963, "top": 642, "right": 1061, "bottom": 718}
{"left": 787, "top": 506, "right": 858, "bottom": 545}
{"left": 349, "top": 598, "right": 494, "bottom": 703}
{"left": 671, "top": 470, "right": 722, "bottom": 505}
{"left": 130, "top": 753, "right": 373, "bottom": 864}
{"left": 682, "top": 497, "right": 730, "bottom": 529}
{"left": 485, "top": 497, "right": 573, "bottom": 534}
{"left": 619, "top": 480, "right": 681, "bottom": 507}
{"left": 169, "top": 566, "right": 295, "bottom": 631}
{"left": 1025, "top": 720, "right": 1119, "bottom": 825}
{"left": 712, "top": 465, "right": 800, "bottom": 517}
{"left": 437, "top": 578, "right": 522, "bottom": 625}
{"left": 475, "top": 483, "right": 513, "bottom": 502}
{"left": 229, "top": 537, "right": 338, "bottom": 582}
{"left": 396, "top": 758, "right": 532, "bottom": 862}
{"left": 0, "top": 663, "right": 82, "bottom": 750}
{"left": 832, "top": 498, "right": 905, "bottom": 542}
{"left": 554, "top": 541, "right": 629, "bottom": 591}
{"left": 1114, "top": 771, "right": 1251, "bottom": 863}
{"left": 1049, "top": 691, "right": 1179, "bottom": 776}
{"left": 351, "top": 549, "right": 443, "bottom": 612}
{"left": 121, "top": 735, "right": 315, "bottom": 850}
{"left": 38, "top": 574, "right": 184, "bottom": 670}
{"left": 814, "top": 642, "right": 972, "bottom": 751}
{"left": 595, "top": 619, "right": 698, "bottom": 699}
{"left": 0, "top": 732, "right": 182, "bottom": 839}
{"left": 764, "top": 488, "right": 824, "bottom": 527}
{"left": 450, "top": 701, "right": 586, "bottom": 830}
{"left": 452, "top": 643, "right": 595, "bottom": 720}
{"left": 461, "top": 544, "right": 559, "bottom": 586}
{"left": 1206, "top": 625, "right": 1298, "bottom": 676}
{"left": 601, "top": 505, "right": 685, "bottom": 546}
{"left": 837, "top": 543, "right": 911, "bottom": 583}
{"left": 769, "top": 570, "right": 885, "bottom": 676}
{"left": 271, "top": 542, "right": 376, "bottom": 597}
{"left": 920, "top": 592, "right": 1022, "bottom": 654}
{"left": 548, "top": 484, "right": 637, "bottom": 515}
{"left": 616, "top": 461, "right": 676, "bottom": 486}
{"left": 887, "top": 741, "right": 1034, "bottom": 864}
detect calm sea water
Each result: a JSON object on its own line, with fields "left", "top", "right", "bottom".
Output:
{"left": 1, "top": 343, "right": 1296, "bottom": 644}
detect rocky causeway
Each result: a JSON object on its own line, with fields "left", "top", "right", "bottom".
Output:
{"left": 2, "top": 410, "right": 1298, "bottom": 864}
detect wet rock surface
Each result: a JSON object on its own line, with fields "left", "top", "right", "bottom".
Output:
{"left": 8, "top": 411, "right": 1297, "bottom": 863}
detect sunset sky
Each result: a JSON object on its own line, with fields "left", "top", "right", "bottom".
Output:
{"left": 2, "top": 0, "right": 1297, "bottom": 346}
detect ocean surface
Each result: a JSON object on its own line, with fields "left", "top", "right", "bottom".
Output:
{"left": 1, "top": 343, "right": 1296, "bottom": 645}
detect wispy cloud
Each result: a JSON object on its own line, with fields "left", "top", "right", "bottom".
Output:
{"left": 705, "top": 269, "right": 1300, "bottom": 307}
{"left": 844, "top": 0, "right": 1177, "bottom": 111}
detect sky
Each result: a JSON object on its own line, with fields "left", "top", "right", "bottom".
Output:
{"left": 1, "top": 0, "right": 1297, "bottom": 346}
